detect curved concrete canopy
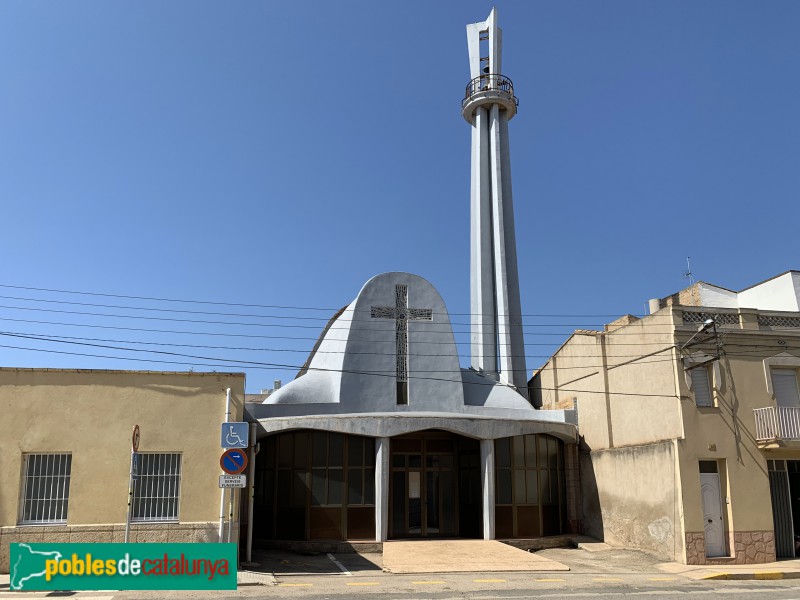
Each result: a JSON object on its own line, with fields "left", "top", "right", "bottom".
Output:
{"left": 256, "top": 413, "right": 578, "bottom": 444}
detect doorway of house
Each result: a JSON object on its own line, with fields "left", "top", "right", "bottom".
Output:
{"left": 699, "top": 460, "right": 726, "bottom": 557}
{"left": 769, "top": 459, "right": 800, "bottom": 558}
{"left": 389, "top": 431, "right": 481, "bottom": 538}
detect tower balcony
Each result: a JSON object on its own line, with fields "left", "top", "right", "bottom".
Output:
{"left": 461, "top": 74, "right": 519, "bottom": 123}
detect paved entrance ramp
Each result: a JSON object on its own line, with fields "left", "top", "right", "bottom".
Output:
{"left": 383, "top": 540, "right": 570, "bottom": 574}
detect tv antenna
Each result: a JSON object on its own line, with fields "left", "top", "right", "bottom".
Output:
{"left": 684, "top": 256, "right": 694, "bottom": 285}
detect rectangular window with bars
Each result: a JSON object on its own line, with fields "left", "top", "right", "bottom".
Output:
{"left": 20, "top": 453, "right": 72, "bottom": 525}
{"left": 131, "top": 453, "right": 182, "bottom": 522}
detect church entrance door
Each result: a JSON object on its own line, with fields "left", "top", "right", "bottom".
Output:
{"left": 389, "top": 431, "right": 481, "bottom": 538}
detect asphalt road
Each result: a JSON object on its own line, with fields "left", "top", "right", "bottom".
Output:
{"left": 4, "top": 546, "right": 800, "bottom": 599}
{"left": 69, "top": 576, "right": 800, "bottom": 600}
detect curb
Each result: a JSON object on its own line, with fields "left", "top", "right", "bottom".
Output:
{"left": 700, "top": 571, "right": 800, "bottom": 580}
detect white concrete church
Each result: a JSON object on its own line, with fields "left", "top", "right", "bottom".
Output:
{"left": 246, "top": 10, "right": 578, "bottom": 543}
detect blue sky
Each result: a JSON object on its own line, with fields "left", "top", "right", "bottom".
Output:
{"left": 1, "top": 1, "right": 799, "bottom": 392}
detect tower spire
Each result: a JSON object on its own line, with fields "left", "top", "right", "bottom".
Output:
{"left": 463, "top": 9, "right": 527, "bottom": 397}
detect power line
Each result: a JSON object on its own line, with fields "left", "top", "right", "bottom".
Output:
{"left": 0, "top": 338, "right": 680, "bottom": 398}
{"left": 0, "top": 332, "right": 683, "bottom": 373}
{"left": 0, "top": 329, "right": 686, "bottom": 360}
{"left": 0, "top": 330, "right": 685, "bottom": 368}
{"left": 0, "top": 316, "right": 693, "bottom": 345}
{"left": 0, "top": 303, "right": 691, "bottom": 336}
{"left": 0, "top": 293, "right": 663, "bottom": 327}
{"left": 0, "top": 283, "right": 642, "bottom": 318}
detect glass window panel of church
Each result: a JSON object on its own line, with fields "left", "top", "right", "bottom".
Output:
{"left": 311, "top": 432, "right": 340, "bottom": 506}
{"left": 347, "top": 436, "right": 375, "bottom": 506}
{"left": 309, "top": 432, "right": 375, "bottom": 507}
{"left": 274, "top": 432, "right": 309, "bottom": 508}
{"left": 495, "top": 435, "right": 563, "bottom": 508}
{"left": 494, "top": 438, "right": 512, "bottom": 505}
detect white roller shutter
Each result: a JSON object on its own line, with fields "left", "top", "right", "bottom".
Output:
{"left": 772, "top": 369, "right": 800, "bottom": 408}
{"left": 691, "top": 368, "right": 713, "bottom": 407}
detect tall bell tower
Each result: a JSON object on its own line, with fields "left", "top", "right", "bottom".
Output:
{"left": 462, "top": 8, "right": 528, "bottom": 397}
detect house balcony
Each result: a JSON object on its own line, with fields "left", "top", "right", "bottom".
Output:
{"left": 754, "top": 406, "right": 800, "bottom": 448}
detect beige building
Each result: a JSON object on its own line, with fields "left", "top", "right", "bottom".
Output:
{"left": 532, "top": 271, "right": 800, "bottom": 565}
{"left": 0, "top": 368, "right": 245, "bottom": 573}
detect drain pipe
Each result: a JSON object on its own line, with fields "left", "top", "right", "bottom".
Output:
{"left": 246, "top": 421, "right": 258, "bottom": 563}
{"left": 218, "top": 388, "right": 231, "bottom": 541}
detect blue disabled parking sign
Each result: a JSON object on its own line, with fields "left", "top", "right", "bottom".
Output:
{"left": 221, "top": 422, "right": 249, "bottom": 448}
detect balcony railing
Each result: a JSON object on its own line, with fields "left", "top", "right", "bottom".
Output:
{"left": 462, "top": 74, "right": 518, "bottom": 109}
{"left": 754, "top": 406, "right": 800, "bottom": 442}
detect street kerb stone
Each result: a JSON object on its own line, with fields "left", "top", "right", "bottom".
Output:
{"left": 237, "top": 570, "right": 277, "bottom": 586}
{"left": 382, "top": 540, "right": 570, "bottom": 574}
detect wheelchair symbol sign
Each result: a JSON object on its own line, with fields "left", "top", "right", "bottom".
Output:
{"left": 221, "top": 422, "right": 249, "bottom": 449}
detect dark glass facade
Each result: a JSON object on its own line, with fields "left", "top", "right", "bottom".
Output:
{"left": 494, "top": 434, "right": 566, "bottom": 538}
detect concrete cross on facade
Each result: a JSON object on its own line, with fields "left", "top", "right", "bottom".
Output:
{"left": 371, "top": 284, "right": 432, "bottom": 405}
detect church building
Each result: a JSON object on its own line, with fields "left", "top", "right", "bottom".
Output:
{"left": 246, "top": 10, "right": 579, "bottom": 544}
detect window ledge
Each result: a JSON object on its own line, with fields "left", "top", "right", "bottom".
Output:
{"left": 130, "top": 520, "right": 179, "bottom": 525}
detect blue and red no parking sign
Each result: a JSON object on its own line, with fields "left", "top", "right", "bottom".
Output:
{"left": 219, "top": 449, "right": 248, "bottom": 474}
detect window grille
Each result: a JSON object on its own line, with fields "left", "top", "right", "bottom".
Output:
{"left": 759, "top": 315, "right": 800, "bottom": 329}
{"left": 131, "top": 453, "right": 182, "bottom": 522}
{"left": 20, "top": 453, "right": 72, "bottom": 524}
{"left": 682, "top": 311, "right": 739, "bottom": 326}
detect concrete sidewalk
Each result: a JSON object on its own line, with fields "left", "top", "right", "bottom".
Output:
{"left": 0, "top": 571, "right": 276, "bottom": 590}
{"left": 657, "top": 557, "right": 800, "bottom": 580}
{"left": 383, "top": 540, "right": 570, "bottom": 574}
{"left": 540, "top": 539, "right": 800, "bottom": 582}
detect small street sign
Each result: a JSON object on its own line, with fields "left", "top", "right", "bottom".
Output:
{"left": 219, "top": 474, "right": 246, "bottom": 488}
{"left": 221, "top": 422, "right": 249, "bottom": 449}
{"left": 132, "top": 452, "right": 139, "bottom": 479}
{"left": 132, "top": 425, "right": 140, "bottom": 452}
{"left": 220, "top": 448, "right": 248, "bottom": 475}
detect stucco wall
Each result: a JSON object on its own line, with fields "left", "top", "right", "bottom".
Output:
{"left": 676, "top": 344, "right": 783, "bottom": 537}
{"left": 738, "top": 272, "right": 800, "bottom": 311}
{"left": 0, "top": 368, "right": 245, "bottom": 533}
{"left": 581, "top": 441, "right": 680, "bottom": 561}
{"left": 539, "top": 302, "right": 800, "bottom": 565}
{"left": 535, "top": 312, "right": 682, "bottom": 451}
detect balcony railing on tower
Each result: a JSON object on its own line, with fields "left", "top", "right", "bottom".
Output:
{"left": 754, "top": 406, "right": 800, "bottom": 443}
{"left": 462, "top": 74, "right": 519, "bottom": 109}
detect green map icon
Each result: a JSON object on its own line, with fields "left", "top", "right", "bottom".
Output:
{"left": 10, "top": 543, "right": 63, "bottom": 591}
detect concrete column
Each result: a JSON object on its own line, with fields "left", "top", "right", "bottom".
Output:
{"left": 488, "top": 104, "right": 527, "bottom": 397}
{"left": 470, "top": 105, "right": 497, "bottom": 375}
{"left": 738, "top": 308, "right": 759, "bottom": 330}
{"left": 480, "top": 439, "right": 495, "bottom": 540}
{"left": 375, "top": 437, "right": 390, "bottom": 542}
{"left": 497, "top": 109, "right": 527, "bottom": 396}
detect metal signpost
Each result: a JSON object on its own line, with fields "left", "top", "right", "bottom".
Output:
{"left": 220, "top": 423, "right": 249, "bottom": 544}
{"left": 125, "top": 425, "right": 140, "bottom": 543}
